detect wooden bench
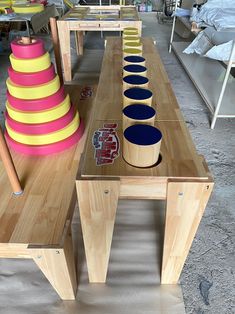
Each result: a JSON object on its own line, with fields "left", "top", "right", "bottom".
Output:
{"left": 76, "top": 38, "right": 214, "bottom": 284}
{"left": 0, "top": 85, "right": 95, "bottom": 300}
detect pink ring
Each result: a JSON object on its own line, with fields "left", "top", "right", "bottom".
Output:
{"left": 5, "top": 104, "right": 76, "bottom": 135}
{"left": 7, "top": 86, "right": 65, "bottom": 111}
{"left": 11, "top": 38, "right": 45, "bottom": 59}
{"left": 8, "top": 64, "right": 56, "bottom": 86}
{"left": 5, "top": 119, "right": 84, "bottom": 156}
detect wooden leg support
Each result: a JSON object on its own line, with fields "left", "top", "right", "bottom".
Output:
{"left": 161, "top": 181, "right": 213, "bottom": 284}
{"left": 75, "top": 31, "right": 84, "bottom": 56}
{"left": 30, "top": 227, "right": 77, "bottom": 300}
{"left": 76, "top": 180, "right": 120, "bottom": 283}
{"left": 57, "top": 22, "right": 72, "bottom": 82}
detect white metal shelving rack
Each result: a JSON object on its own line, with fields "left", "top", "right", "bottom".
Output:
{"left": 169, "top": 0, "right": 235, "bottom": 129}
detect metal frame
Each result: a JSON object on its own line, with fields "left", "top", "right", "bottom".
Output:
{"left": 169, "top": 2, "right": 235, "bottom": 128}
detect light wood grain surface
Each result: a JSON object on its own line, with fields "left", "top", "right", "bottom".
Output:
{"left": 0, "top": 85, "right": 96, "bottom": 246}
{"left": 76, "top": 38, "right": 214, "bottom": 285}
{"left": 90, "top": 38, "right": 184, "bottom": 121}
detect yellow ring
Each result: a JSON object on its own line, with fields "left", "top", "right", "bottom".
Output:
{"left": 123, "top": 29, "right": 138, "bottom": 36}
{"left": 12, "top": 4, "right": 44, "bottom": 14}
{"left": 123, "top": 36, "right": 140, "bottom": 41}
{"left": 6, "top": 95, "right": 71, "bottom": 124}
{"left": 10, "top": 52, "right": 51, "bottom": 73}
{"left": 5, "top": 111, "right": 80, "bottom": 145}
{"left": 124, "top": 41, "right": 143, "bottom": 51}
{"left": 7, "top": 76, "right": 60, "bottom": 100}
{"left": 123, "top": 27, "right": 138, "bottom": 31}
{"left": 123, "top": 48, "right": 142, "bottom": 57}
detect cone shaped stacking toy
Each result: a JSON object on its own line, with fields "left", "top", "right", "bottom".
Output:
{"left": 5, "top": 37, "right": 84, "bottom": 156}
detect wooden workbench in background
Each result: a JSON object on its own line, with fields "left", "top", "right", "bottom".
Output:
{"left": 76, "top": 38, "right": 214, "bottom": 284}
{"left": 57, "top": 5, "right": 142, "bottom": 81}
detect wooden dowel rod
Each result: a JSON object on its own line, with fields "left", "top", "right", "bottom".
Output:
{"left": 21, "top": 36, "right": 31, "bottom": 44}
{"left": 50, "top": 17, "right": 63, "bottom": 84}
{"left": 0, "top": 127, "right": 23, "bottom": 195}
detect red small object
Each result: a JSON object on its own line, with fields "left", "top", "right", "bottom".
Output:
{"left": 4, "top": 7, "right": 14, "bottom": 14}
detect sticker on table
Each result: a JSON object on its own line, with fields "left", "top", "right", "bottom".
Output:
{"left": 80, "top": 86, "right": 93, "bottom": 100}
{"left": 93, "top": 123, "right": 120, "bottom": 166}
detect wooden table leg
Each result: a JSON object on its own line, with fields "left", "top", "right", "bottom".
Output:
{"left": 50, "top": 17, "right": 63, "bottom": 84}
{"left": 75, "top": 31, "right": 84, "bottom": 56}
{"left": 161, "top": 181, "right": 213, "bottom": 284}
{"left": 57, "top": 21, "right": 72, "bottom": 82}
{"left": 30, "top": 226, "right": 77, "bottom": 300}
{"left": 76, "top": 180, "right": 120, "bottom": 283}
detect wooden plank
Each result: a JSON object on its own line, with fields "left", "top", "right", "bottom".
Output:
{"left": 0, "top": 85, "right": 96, "bottom": 245}
{"left": 57, "top": 21, "right": 72, "bottom": 81}
{"left": 120, "top": 177, "right": 167, "bottom": 199}
{"left": 161, "top": 181, "right": 214, "bottom": 284}
{"left": 30, "top": 226, "right": 77, "bottom": 300}
{"left": 76, "top": 180, "right": 120, "bottom": 282}
{"left": 0, "top": 243, "right": 30, "bottom": 258}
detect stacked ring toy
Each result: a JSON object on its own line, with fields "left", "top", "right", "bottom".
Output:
{"left": 5, "top": 37, "right": 84, "bottom": 155}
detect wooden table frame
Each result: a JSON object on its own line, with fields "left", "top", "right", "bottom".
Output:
{"left": 57, "top": 5, "right": 142, "bottom": 81}
{"left": 76, "top": 38, "right": 214, "bottom": 284}
{"left": 0, "top": 86, "right": 95, "bottom": 300}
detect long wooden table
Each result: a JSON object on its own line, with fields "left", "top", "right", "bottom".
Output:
{"left": 57, "top": 5, "right": 142, "bottom": 82}
{"left": 76, "top": 38, "right": 214, "bottom": 284}
{"left": 0, "top": 85, "right": 95, "bottom": 300}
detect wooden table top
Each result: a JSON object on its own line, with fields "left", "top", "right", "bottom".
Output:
{"left": 81, "top": 38, "right": 210, "bottom": 180}
{"left": 59, "top": 5, "right": 140, "bottom": 22}
{"left": 0, "top": 86, "right": 95, "bottom": 245}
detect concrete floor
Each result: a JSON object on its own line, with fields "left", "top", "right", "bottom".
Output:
{"left": 0, "top": 12, "right": 234, "bottom": 314}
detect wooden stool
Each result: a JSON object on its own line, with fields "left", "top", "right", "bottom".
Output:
{"left": 123, "top": 87, "right": 153, "bottom": 107}
{"left": 123, "top": 55, "right": 146, "bottom": 67}
{"left": 122, "top": 36, "right": 140, "bottom": 48}
{"left": 122, "top": 103, "right": 156, "bottom": 130}
{"left": 123, "top": 41, "right": 143, "bottom": 51}
{"left": 123, "top": 124, "right": 162, "bottom": 167}
{"left": 123, "top": 64, "right": 147, "bottom": 77}
{"left": 123, "top": 48, "right": 142, "bottom": 58}
{"left": 123, "top": 75, "right": 149, "bottom": 91}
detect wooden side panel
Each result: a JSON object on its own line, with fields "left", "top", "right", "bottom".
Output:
{"left": 120, "top": 178, "right": 167, "bottom": 199}
{"left": 161, "top": 181, "right": 214, "bottom": 284}
{"left": 76, "top": 180, "right": 120, "bottom": 282}
{"left": 57, "top": 21, "right": 71, "bottom": 81}
{"left": 30, "top": 228, "right": 77, "bottom": 300}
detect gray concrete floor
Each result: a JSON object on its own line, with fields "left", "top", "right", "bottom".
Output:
{"left": 0, "top": 12, "right": 234, "bottom": 314}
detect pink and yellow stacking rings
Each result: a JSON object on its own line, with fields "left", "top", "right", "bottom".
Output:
{"left": 6, "top": 75, "right": 60, "bottom": 99}
{"left": 8, "top": 64, "right": 55, "bottom": 86}
{"left": 11, "top": 38, "right": 45, "bottom": 59}
{"left": 7, "top": 86, "right": 65, "bottom": 111}
{"left": 5, "top": 120, "right": 85, "bottom": 156}
{"left": 10, "top": 52, "right": 51, "bottom": 73}
{"left": 5, "top": 111, "right": 80, "bottom": 145}
{"left": 5, "top": 105, "right": 76, "bottom": 135}
{"left": 6, "top": 94, "right": 71, "bottom": 124}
